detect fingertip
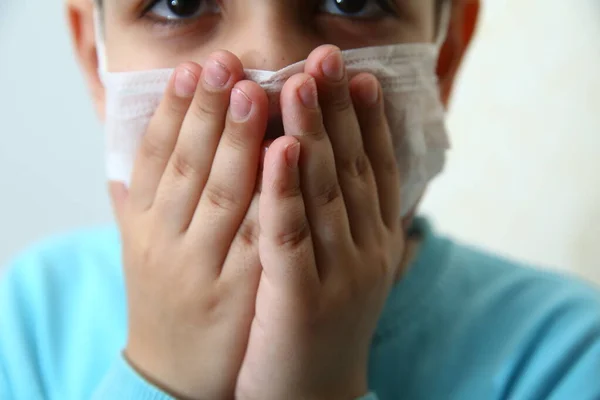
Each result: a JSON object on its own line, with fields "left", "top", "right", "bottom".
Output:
{"left": 262, "top": 136, "right": 301, "bottom": 199}
{"left": 349, "top": 73, "right": 381, "bottom": 108}
{"left": 280, "top": 73, "right": 319, "bottom": 113}
{"left": 172, "top": 63, "right": 201, "bottom": 99}
{"left": 228, "top": 80, "right": 269, "bottom": 136}
{"left": 233, "top": 80, "right": 268, "bottom": 110}
{"left": 281, "top": 73, "right": 313, "bottom": 98}
{"left": 304, "top": 44, "right": 341, "bottom": 77}
{"left": 285, "top": 140, "right": 301, "bottom": 169}
{"left": 177, "top": 62, "right": 203, "bottom": 78}
{"left": 208, "top": 50, "right": 245, "bottom": 80}
{"left": 265, "top": 135, "right": 299, "bottom": 169}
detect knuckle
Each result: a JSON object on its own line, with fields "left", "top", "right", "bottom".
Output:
{"left": 326, "top": 87, "right": 353, "bottom": 113}
{"left": 313, "top": 180, "right": 343, "bottom": 208}
{"left": 165, "top": 95, "right": 188, "bottom": 118}
{"left": 195, "top": 288, "right": 232, "bottom": 325}
{"left": 274, "top": 179, "right": 303, "bottom": 200}
{"left": 273, "top": 217, "right": 311, "bottom": 249}
{"left": 223, "top": 126, "right": 251, "bottom": 153}
{"left": 192, "top": 96, "right": 224, "bottom": 120}
{"left": 136, "top": 239, "right": 155, "bottom": 269}
{"left": 373, "top": 250, "right": 390, "bottom": 279}
{"left": 140, "top": 134, "right": 168, "bottom": 162}
{"left": 302, "top": 125, "right": 327, "bottom": 141}
{"left": 295, "top": 112, "right": 327, "bottom": 140}
{"left": 170, "top": 150, "right": 198, "bottom": 180}
{"left": 363, "top": 248, "right": 392, "bottom": 284}
{"left": 129, "top": 227, "right": 164, "bottom": 270}
{"left": 236, "top": 218, "right": 260, "bottom": 247}
{"left": 340, "top": 151, "right": 371, "bottom": 179}
{"left": 204, "top": 182, "right": 241, "bottom": 212}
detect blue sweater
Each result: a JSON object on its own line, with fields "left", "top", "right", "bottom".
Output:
{"left": 1, "top": 219, "right": 599, "bottom": 400}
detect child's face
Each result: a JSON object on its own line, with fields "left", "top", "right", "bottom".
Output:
{"left": 101, "top": 0, "right": 437, "bottom": 72}
{"left": 68, "top": 0, "right": 478, "bottom": 220}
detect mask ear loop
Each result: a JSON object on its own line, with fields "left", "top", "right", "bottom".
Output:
{"left": 435, "top": 0, "right": 452, "bottom": 51}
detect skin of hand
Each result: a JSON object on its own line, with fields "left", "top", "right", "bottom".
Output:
{"left": 235, "top": 45, "right": 406, "bottom": 400}
{"left": 110, "top": 43, "right": 403, "bottom": 400}
{"left": 110, "top": 51, "right": 271, "bottom": 399}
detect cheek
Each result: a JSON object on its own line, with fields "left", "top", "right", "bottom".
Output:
{"left": 316, "top": 18, "right": 431, "bottom": 49}
{"left": 102, "top": 9, "right": 220, "bottom": 72}
{"left": 104, "top": 28, "right": 214, "bottom": 72}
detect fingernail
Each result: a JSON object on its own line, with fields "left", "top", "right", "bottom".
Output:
{"left": 298, "top": 78, "right": 318, "bottom": 109}
{"left": 358, "top": 76, "right": 380, "bottom": 106}
{"left": 174, "top": 67, "right": 198, "bottom": 98}
{"left": 321, "top": 50, "right": 345, "bottom": 82}
{"left": 204, "top": 59, "right": 231, "bottom": 88}
{"left": 285, "top": 142, "right": 301, "bottom": 169}
{"left": 230, "top": 88, "right": 252, "bottom": 121}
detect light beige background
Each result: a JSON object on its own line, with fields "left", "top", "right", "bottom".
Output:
{"left": 1, "top": 0, "right": 599, "bottom": 285}
{"left": 420, "top": 0, "right": 600, "bottom": 285}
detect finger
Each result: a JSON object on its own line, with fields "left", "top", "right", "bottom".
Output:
{"left": 191, "top": 80, "right": 269, "bottom": 265}
{"left": 129, "top": 63, "right": 201, "bottom": 211}
{"left": 350, "top": 73, "right": 401, "bottom": 230}
{"left": 259, "top": 136, "right": 319, "bottom": 293}
{"left": 280, "top": 73, "right": 352, "bottom": 272}
{"left": 220, "top": 191, "right": 262, "bottom": 285}
{"left": 155, "top": 51, "right": 245, "bottom": 231}
{"left": 304, "top": 45, "right": 380, "bottom": 246}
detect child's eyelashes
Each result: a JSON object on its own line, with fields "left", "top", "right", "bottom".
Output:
{"left": 318, "top": 0, "right": 399, "bottom": 19}
{"left": 143, "top": 0, "right": 221, "bottom": 22}
{"left": 142, "top": 0, "right": 399, "bottom": 26}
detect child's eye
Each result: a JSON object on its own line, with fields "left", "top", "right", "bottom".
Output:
{"left": 318, "top": 0, "right": 396, "bottom": 19}
{"left": 146, "top": 0, "right": 221, "bottom": 21}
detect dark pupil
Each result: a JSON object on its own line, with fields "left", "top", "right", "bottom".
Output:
{"left": 334, "top": 0, "right": 368, "bottom": 14}
{"left": 168, "top": 0, "right": 202, "bottom": 17}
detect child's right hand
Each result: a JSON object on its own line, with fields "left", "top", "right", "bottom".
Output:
{"left": 109, "top": 52, "right": 269, "bottom": 399}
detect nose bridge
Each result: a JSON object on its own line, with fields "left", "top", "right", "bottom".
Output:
{"left": 223, "top": 8, "right": 320, "bottom": 71}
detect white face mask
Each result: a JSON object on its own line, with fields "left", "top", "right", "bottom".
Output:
{"left": 95, "top": 6, "right": 450, "bottom": 217}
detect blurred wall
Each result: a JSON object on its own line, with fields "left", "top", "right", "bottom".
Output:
{"left": 0, "top": 0, "right": 112, "bottom": 265}
{"left": 420, "top": 0, "right": 600, "bottom": 285}
{"left": 1, "top": 0, "right": 599, "bottom": 285}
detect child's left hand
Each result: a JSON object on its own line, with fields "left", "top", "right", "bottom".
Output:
{"left": 236, "top": 45, "right": 406, "bottom": 400}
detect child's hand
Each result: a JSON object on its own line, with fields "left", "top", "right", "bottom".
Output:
{"left": 110, "top": 51, "right": 268, "bottom": 399}
{"left": 237, "top": 45, "right": 405, "bottom": 400}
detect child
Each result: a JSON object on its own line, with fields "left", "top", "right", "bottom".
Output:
{"left": 1, "top": 0, "right": 598, "bottom": 399}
